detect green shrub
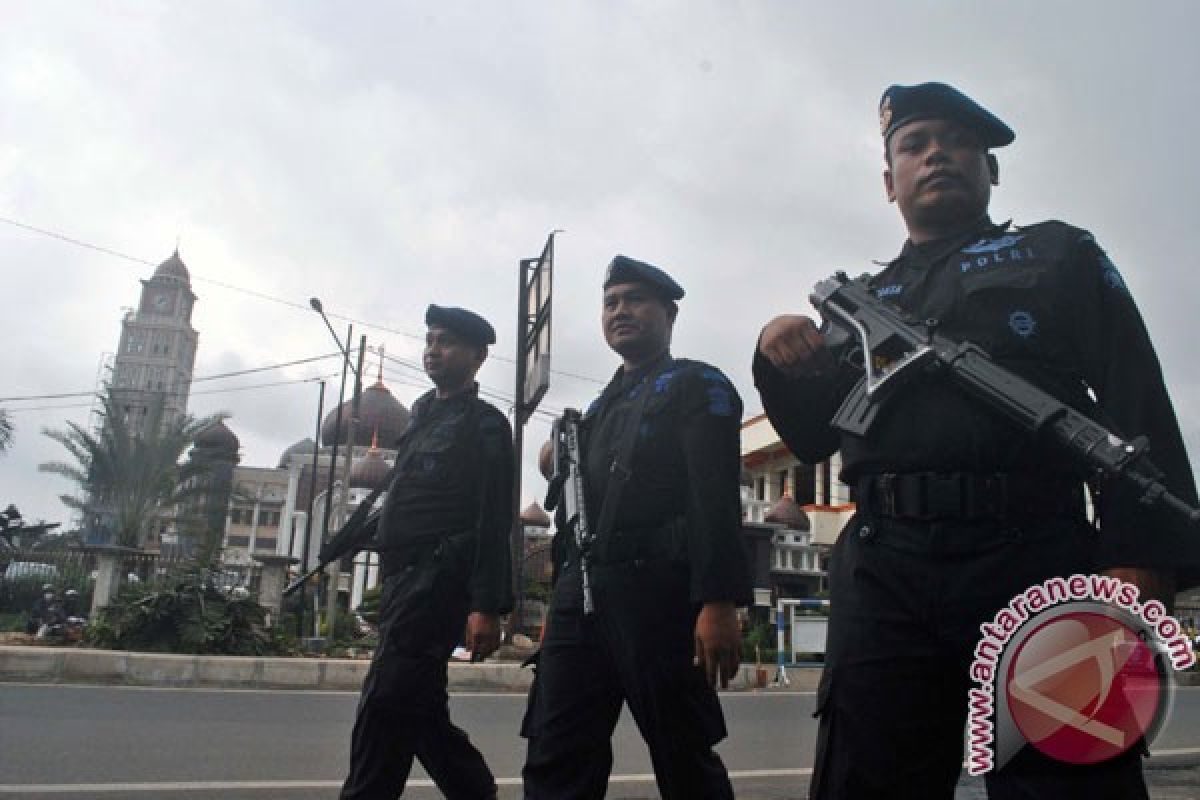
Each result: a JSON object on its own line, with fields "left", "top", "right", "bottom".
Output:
{"left": 87, "top": 568, "right": 272, "bottom": 655}
{"left": 0, "top": 611, "right": 28, "bottom": 632}
{"left": 742, "top": 621, "right": 775, "bottom": 658}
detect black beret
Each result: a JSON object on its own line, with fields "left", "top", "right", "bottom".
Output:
{"left": 880, "top": 82, "right": 1014, "bottom": 148}
{"left": 424, "top": 304, "right": 496, "bottom": 346}
{"left": 602, "top": 255, "right": 685, "bottom": 301}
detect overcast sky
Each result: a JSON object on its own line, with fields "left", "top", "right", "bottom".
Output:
{"left": 2, "top": 1, "right": 1198, "bottom": 526}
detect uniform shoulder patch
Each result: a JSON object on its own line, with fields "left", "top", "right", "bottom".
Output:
{"left": 653, "top": 369, "right": 678, "bottom": 394}
{"left": 1071, "top": 232, "right": 1129, "bottom": 293}
{"left": 677, "top": 361, "right": 739, "bottom": 417}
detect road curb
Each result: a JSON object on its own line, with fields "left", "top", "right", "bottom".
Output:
{"left": 0, "top": 645, "right": 822, "bottom": 692}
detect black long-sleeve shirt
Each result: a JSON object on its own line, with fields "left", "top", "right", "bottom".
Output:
{"left": 754, "top": 217, "right": 1199, "bottom": 586}
{"left": 375, "top": 386, "right": 515, "bottom": 614}
{"left": 579, "top": 354, "right": 752, "bottom": 605}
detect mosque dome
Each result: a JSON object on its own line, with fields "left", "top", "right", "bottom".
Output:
{"left": 520, "top": 502, "right": 552, "bottom": 528}
{"left": 764, "top": 494, "right": 810, "bottom": 531}
{"left": 192, "top": 419, "right": 240, "bottom": 459}
{"left": 153, "top": 249, "right": 191, "bottom": 285}
{"left": 277, "top": 437, "right": 317, "bottom": 468}
{"left": 350, "top": 435, "right": 392, "bottom": 490}
{"left": 321, "top": 379, "right": 411, "bottom": 449}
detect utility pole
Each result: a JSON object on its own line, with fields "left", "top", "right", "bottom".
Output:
{"left": 317, "top": 323, "right": 352, "bottom": 637}
{"left": 326, "top": 335, "right": 366, "bottom": 645}
{"left": 296, "top": 379, "right": 325, "bottom": 640}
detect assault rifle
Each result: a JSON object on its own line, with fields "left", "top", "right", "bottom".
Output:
{"left": 283, "top": 484, "right": 388, "bottom": 597}
{"left": 544, "top": 409, "right": 596, "bottom": 613}
{"left": 809, "top": 271, "right": 1200, "bottom": 527}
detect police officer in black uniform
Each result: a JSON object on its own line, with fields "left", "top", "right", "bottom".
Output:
{"left": 754, "top": 83, "right": 1198, "bottom": 799}
{"left": 341, "top": 305, "right": 513, "bottom": 800}
{"left": 522, "top": 256, "right": 752, "bottom": 800}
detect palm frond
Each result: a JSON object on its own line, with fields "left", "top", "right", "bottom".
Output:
{"left": 40, "top": 390, "right": 233, "bottom": 549}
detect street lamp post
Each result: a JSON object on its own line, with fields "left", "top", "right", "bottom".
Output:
{"left": 309, "top": 298, "right": 362, "bottom": 644}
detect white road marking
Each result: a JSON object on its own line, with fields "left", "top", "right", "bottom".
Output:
{"left": 0, "top": 769, "right": 816, "bottom": 793}
{"left": 5, "top": 749, "right": 1200, "bottom": 793}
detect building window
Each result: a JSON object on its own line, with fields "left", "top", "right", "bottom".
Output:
{"left": 776, "top": 469, "right": 789, "bottom": 500}
{"left": 227, "top": 535, "right": 250, "bottom": 547}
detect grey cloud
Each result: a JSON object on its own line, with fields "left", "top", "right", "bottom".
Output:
{"left": 1, "top": 1, "right": 1197, "bottom": 522}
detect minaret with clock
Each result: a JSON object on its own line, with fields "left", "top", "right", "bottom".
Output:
{"left": 109, "top": 249, "right": 200, "bottom": 433}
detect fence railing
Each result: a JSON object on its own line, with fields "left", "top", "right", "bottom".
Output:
{"left": 0, "top": 547, "right": 261, "bottom": 617}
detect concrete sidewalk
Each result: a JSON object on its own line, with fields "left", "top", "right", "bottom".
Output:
{"left": 0, "top": 644, "right": 819, "bottom": 692}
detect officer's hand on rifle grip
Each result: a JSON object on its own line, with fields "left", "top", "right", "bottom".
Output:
{"left": 758, "top": 315, "right": 829, "bottom": 378}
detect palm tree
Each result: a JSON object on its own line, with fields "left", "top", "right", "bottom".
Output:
{"left": 0, "top": 409, "right": 13, "bottom": 454}
{"left": 40, "top": 394, "right": 227, "bottom": 549}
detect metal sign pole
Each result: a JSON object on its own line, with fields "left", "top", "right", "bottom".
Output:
{"left": 511, "top": 232, "right": 556, "bottom": 635}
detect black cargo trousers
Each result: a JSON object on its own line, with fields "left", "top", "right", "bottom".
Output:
{"left": 810, "top": 509, "right": 1149, "bottom": 800}
{"left": 341, "top": 534, "right": 496, "bottom": 800}
{"left": 521, "top": 555, "right": 734, "bottom": 800}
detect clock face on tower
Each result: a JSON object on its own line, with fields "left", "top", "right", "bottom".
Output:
{"left": 149, "top": 292, "right": 172, "bottom": 313}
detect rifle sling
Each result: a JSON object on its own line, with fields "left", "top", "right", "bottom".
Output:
{"left": 594, "top": 360, "right": 671, "bottom": 542}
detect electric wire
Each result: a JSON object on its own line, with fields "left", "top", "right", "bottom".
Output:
{"left": 4, "top": 375, "right": 334, "bottom": 413}
{"left": 0, "top": 353, "right": 346, "bottom": 403}
{"left": 0, "top": 215, "right": 606, "bottom": 385}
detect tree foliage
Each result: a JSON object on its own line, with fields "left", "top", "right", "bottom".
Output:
{"left": 39, "top": 393, "right": 225, "bottom": 549}
{"left": 0, "top": 409, "right": 12, "bottom": 454}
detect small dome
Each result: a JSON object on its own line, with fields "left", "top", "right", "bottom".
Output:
{"left": 350, "top": 437, "right": 392, "bottom": 490}
{"left": 277, "top": 437, "right": 317, "bottom": 468}
{"left": 153, "top": 249, "right": 191, "bottom": 284}
{"left": 194, "top": 419, "right": 239, "bottom": 455}
{"left": 764, "top": 494, "right": 810, "bottom": 531}
{"left": 321, "top": 380, "right": 411, "bottom": 449}
{"left": 520, "top": 502, "right": 551, "bottom": 527}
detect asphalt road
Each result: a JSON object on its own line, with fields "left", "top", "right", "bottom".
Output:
{"left": 1, "top": 683, "right": 1198, "bottom": 799}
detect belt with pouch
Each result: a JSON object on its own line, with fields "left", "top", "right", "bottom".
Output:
{"left": 379, "top": 530, "right": 471, "bottom": 577}
{"left": 859, "top": 471, "right": 1085, "bottom": 522}
{"left": 591, "top": 518, "right": 686, "bottom": 565}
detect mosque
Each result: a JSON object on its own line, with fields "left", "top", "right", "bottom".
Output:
{"left": 198, "top": 359, "right": 554, "bottom": 620}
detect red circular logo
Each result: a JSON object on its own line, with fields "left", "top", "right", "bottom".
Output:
{"left": 1006, "top": 611, "right": 1162, "bottom": 764}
